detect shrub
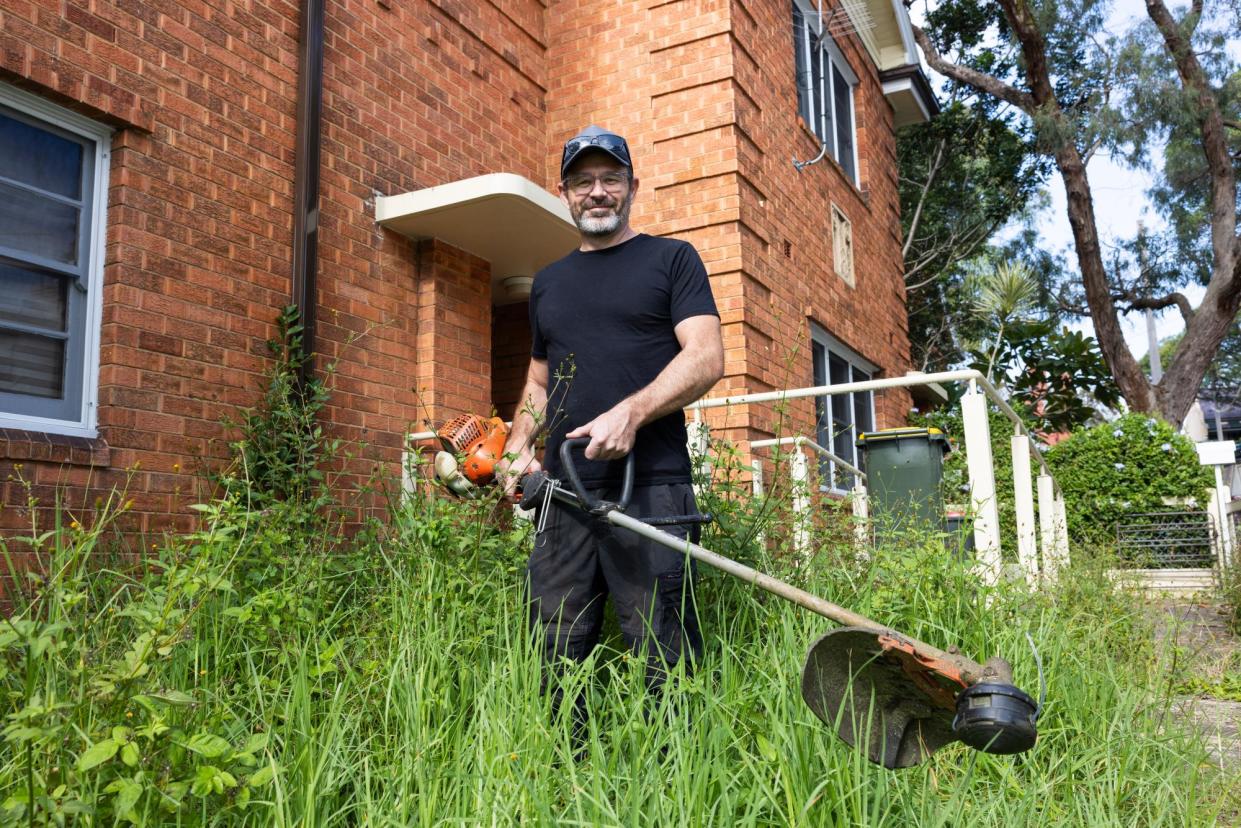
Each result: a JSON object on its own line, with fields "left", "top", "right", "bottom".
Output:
{"left": 1046, "top": 413, "right": 1213, "bottom": 545}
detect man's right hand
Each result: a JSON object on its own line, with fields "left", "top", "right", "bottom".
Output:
{"left": 495, "top": 450, "right": 541, "bottom": 501}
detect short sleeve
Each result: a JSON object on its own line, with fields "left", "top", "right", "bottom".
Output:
{"left": 668, "top": 241, "right": 719, "bottom": 325}
{"left": 529, "top": 281, "right": 547, "bottom": 359}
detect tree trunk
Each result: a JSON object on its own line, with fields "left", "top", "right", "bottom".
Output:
{"left": 1051, "top": 143, "right": 1159, "bottom": 415}
{"left": 986, "top": 0, "right": 1155, "bottom": 414}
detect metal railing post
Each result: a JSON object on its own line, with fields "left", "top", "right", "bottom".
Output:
{"left": 851, "top": 482, "right": 869, "bottom": 555}
{"left": 687, "top": 419, "right": 711, "bottom": 498}
{"left": 1053, "top": 493, "right": 1071, "bottom": 568}
{"left": 1011, "top": 433, "right": 1038, "bottom": 587}
{"left": 1036, "top": 472, "right": 1059, "bottom": 583}
{"left": 751, "top": 456, "right": 767, "bottom": 551}
{"left": 961, "top": 384, "right": 1002, "bottom": 585}
{"left": 790, "top": 447, "right": 811, "bottom": 560}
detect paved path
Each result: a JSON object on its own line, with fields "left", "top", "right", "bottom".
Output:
{"left": 1155, "top": 602, "right": 1241, "bottom": 770}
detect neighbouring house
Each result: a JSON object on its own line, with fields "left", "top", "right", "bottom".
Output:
{"left": 1184, "top": 393, "right": 1241, "bottom": 497}
{"left": 0, "top": 0, "right": 935, "bottom": 550}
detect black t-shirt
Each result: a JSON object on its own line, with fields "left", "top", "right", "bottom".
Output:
{"left": 529, "top": 233, "right": 718, "bottom": 488}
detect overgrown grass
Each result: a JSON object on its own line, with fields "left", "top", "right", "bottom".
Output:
{"left": 0, "top": 476, "right": 1234, "bottom": 825}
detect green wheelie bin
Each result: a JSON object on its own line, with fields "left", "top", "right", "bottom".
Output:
{"left": 856, "top": 427, "right": 950, "bottom": 544}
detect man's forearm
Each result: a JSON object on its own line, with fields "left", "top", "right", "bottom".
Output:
{"left": 504, "top": 378, "right": 548, "bottom": 456}
{"left": 624, "top": 339, "right": 723, "bottom": 428}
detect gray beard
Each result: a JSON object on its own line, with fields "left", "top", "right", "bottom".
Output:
{"left": 576, "top": 213, "right": 622, "bottom": 236}
{"left": 573, "top": 197, "right": 631, "bottom": 237}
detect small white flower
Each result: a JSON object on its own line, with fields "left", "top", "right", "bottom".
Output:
{"left": 1161, "top": 443, "right": 1172, "bottom": 451}
{"left": 1114, "top": 462, "right": 1125, "bottom": 470}
{"left": 1113, "top": 429, "right": 1123, "bottom": 437}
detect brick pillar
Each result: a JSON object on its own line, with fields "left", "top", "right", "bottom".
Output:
{"left": 413, "top": 240, "right": 493, "bottom": 423}
{"left": 491, "top": 301, "right": 532, "bottom": 421}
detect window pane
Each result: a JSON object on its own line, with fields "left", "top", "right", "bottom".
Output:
{"left": 813, "top": 340, "right": 828, "bottom": 437}
{"left": 832, "top": 62, "right": 855, "bottom": 181}
{"left": 0, "top": 110, "right": 83, "bottom": 199}
{"left": 0, "top": 262, "right": 67, "bottom": 330}
{"left": 793, "top": 5, "right": 814, "bottom": 128}
{"left": 853, "top": 367, "right": 873, "bottom": 434}
{"left": 822, "top": 53, "right": 835, "bottom": 154}
{"left": 809, "top": 36, "right": 826, "bottom": 143}
{"left": 830, "top": 354, "right": 853, "bottom": 485}
{"left": 0, "top": 328, "right": 64, "bottom": 398}
{"left": 0, "top": 181, "right": 80, "bottom": 265}
{"left": 812, "top": 342, "right": 832, "bottom": 480}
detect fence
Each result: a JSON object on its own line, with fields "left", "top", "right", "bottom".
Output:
{"left": 1115, "top": 511, "right": 1216, "bottom": 568}
{"left": 685, "top": 370, "right": 1072, "bottom": 587}
{"left": 401, "top": 370, "right": 1232, "bottom": 585}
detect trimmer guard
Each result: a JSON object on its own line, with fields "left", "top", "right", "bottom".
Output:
{"left": 801, "top": 627, "right": 966, "bottom": 769}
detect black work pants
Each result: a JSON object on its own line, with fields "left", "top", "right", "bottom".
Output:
{"left": 526, "top": 483, "right": 703, "bottom": 713}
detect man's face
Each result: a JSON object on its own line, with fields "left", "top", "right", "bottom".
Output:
{"left": 558, "top": 155, "right": 638, "bottom": 237}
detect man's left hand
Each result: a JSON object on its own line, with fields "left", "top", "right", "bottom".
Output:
{"left": 565, "top": 402, "right": 640, "bottom": 460}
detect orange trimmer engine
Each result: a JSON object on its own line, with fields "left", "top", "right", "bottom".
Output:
{"left": 434, "top": 415, "right": 509, "bottom": 495}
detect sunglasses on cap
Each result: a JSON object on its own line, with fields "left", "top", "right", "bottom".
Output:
{"left": 560, "top": 133, "right": 632, "bottom": 177}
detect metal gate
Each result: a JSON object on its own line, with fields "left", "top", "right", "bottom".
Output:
{"left": 1115, "top": 511, "right": 1216, "bottom": 568}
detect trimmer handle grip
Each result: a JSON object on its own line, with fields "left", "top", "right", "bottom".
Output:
{"left": 559, "top": 437, "right": 634, "bottom": 514}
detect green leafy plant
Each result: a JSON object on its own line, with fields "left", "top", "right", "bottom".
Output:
{"left": 1046, "top": 413, "right": 1213, "bottom": 546}
{"left": 220, "top": 305, "right": 338, "bottom": 517}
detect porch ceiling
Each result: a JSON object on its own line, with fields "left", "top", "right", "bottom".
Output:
{"left": 375, "top": 173, "right": 579, "bottom": 304}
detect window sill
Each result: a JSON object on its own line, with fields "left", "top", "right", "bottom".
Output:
{"left": 0, "top": 429, "right": 111, "bottom": 467}
{"left": 794, "top": 123, "right": 869, "bottom": 207}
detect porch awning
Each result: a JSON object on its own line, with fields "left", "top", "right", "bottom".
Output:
{"left": 374, "top": 173, "right": 578, "bottom": 302}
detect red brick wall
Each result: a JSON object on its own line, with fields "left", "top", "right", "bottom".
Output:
{"left": 544, "top": 0, "right": 912, "bottom": 456}
{"left": 0, "top": 0, "right": 913, "bottom": 541}
{"left": 491, "top": 300, "right": 531, "bottom": 422}
{"left": 0, "top": 0, "right": 549, "bottom": 537}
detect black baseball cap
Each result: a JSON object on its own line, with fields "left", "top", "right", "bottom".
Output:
{"left": 560, "top": 125, "right": 632, "bottom": 178}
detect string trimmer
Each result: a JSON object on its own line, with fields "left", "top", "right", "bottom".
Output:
{"left": 432, "top": 418, "right": 1041, "bottom": 769}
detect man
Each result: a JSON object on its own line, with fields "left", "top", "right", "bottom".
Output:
{"left": 496, "top": 125, "right": 724, "bottom": 722}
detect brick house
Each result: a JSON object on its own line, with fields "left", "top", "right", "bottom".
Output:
{"left": 0, "top": 0, "right": 934, "bottom": 539}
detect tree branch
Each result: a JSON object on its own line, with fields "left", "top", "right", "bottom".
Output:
{"left": 910, "top": 25, "right": 1037, "bottom": 114}
{"left": 1119, "top": 291, "right": 1195, "bottom": 323}
{"left": 1146, "top": 0, "right": 1238, "bottom": 284}
{"left": 902, "top": 138, "right": 946, "bottom": 260}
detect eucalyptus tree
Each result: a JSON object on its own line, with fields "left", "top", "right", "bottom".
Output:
{"left": 912, "top": 0, "right": 1241, "bottom": 426}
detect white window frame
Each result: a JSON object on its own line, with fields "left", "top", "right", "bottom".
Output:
{"left": 792, "top": 0, "right": 860, "bottom": 183}
{"left": 811, "top": 324, "right": 877, "bottom": 493}
{"left": 0, "top": 83, "right": 111, "bottom": 438}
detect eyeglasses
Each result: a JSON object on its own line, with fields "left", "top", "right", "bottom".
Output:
{"left": 562, "top": 172, "right": 632, "bottom": 195}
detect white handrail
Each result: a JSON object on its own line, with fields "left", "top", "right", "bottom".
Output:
{"left": 687, "top": 368, "right": 1053, "bottom": 479}
{"left": 751, "top": 435, "right": 867, "bottom": 482}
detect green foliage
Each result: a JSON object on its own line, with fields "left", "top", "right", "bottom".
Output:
{"left": 1046, "top": 414, "right": 1213, "bottom": 544}
{"left": 1221, "top": 549, "right": 1241, "bottom": 637}
{"left": 922, "top": 0, "right": 1241, "bottom": 422}
{"left": 0, "top": 357, "right": 1228, "bottom": 823}
{"left": 899, "top": 99, "right": 1052, "bottom": 372}
{"left": 1175, "top": 673, "right": 1241, "bottom": 702}
{"left": 0, "top": 493, "right": 284, "bottom": 823}
{"left": 0, "top": 472, "right": 1226, "bottom": 824}
{"left": 971, "top": 321, "right": 1121, "bottom": 433}
{"left": 220, "top": 305, "right": 338, "bottom": 516}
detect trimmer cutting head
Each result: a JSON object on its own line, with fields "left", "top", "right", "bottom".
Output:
{"left": 801, "top": 627, "right": 1038, "bottom": 768}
